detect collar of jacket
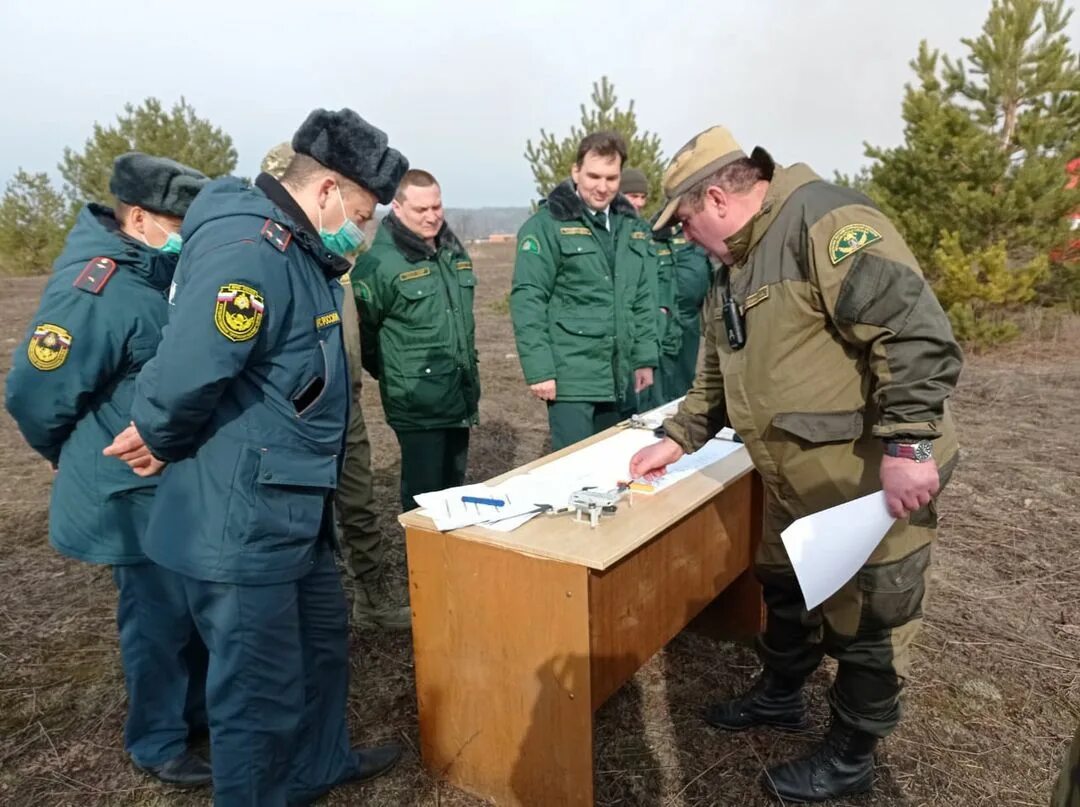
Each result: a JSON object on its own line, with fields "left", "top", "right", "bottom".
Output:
{"left": 86, "top": 203, "right": 178, "bottom": 291}
{"left": 544, "top": 179, "right": 637, "bottom": 223}
{"left": 383, "top": 210, "right": 465, "bottom": 263}
{"left": 255, "top": 172, "right": 351, "bottom": 279}
{"left": 735, "top": 163, "right": 822, "bottom": 261}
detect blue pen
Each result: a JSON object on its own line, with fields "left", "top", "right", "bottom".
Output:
{"left": 462, "top": 495, "right": 506, "bottom": 507}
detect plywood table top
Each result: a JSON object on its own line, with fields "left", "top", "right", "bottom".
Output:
{"left": 399, "top": 426, "right": 754, "bottom": 571}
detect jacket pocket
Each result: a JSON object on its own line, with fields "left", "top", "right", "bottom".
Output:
{"left": 771, "top": 410, "right": 864, "bottom": 444}
{"left": 396, "top": 354, "right": 465, "bottom": 423}
{"left": 248, "top": 447, "right": 337, "bottom": 551}
{"left": 856, "top": 544, "right": 931, "bottom": 632}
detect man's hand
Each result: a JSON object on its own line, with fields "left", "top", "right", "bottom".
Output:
{"left": 880, "top": 455, "right": 940, "bottom": 519}
{"left": 629, "top": 437, "right": 685, "bottom": 481}
{"left": 529, "top": 379, "right": 557, "bottom": 401}
{"left": 634, "top": 367, "right": 654, "bottom": 394}
{"left": 104, "top": 423, "right": 167, "bottom": 478}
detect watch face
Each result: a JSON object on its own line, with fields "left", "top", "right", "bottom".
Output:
{"left": 914, "top": 440, "right": 933, "bottom": 462}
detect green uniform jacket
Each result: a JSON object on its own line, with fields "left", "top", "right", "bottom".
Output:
{"left": 649, "top": 235, "right": 683, "bottom": 360}
{"left": 665, "top": 163, "right": 962, "bottom": 517}
{"left": 354, "top": 213, "right": 480, "bottom": 431}
{"left": 510, "top": 181, "right": 659, "bottom": 404}
{"left": 661, "top": 226, "right": 713, "bottom": 342}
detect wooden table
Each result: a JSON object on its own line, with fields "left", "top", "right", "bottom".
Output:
{"left": 399, "top": 427, "right": 764, "bottom": 806}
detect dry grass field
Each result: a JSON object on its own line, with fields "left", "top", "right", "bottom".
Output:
{"left": 1, "top": 242, "right": 1078, "bottom": 806}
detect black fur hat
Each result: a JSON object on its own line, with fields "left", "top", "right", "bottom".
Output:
{"left": 292, "top": 108, "right": 408, "bottom": 205}
{"left": 109, "top": 153, "right": 208, "bottom": 218}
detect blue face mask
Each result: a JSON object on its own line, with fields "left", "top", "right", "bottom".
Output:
{"left": 319, "top": 186, "right": 365, "bottom": 256}
{"left": 147, "top": 215, "right": 183, "bottom": 255}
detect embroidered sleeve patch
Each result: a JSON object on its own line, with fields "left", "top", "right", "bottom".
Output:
{"left": 315, "top": 311, "right": 341, "bottom": 329}
{"left": 519, "top": 235, "right": 541, "bottom": 254}
{"left": 828, "top": 224, "right": 882, "bottom": 265}
{"left": 354, "top": 280, "right": 373, "bottom": 302}
{"left": 214, "top": 283, "right": 265, "bottom": 342}
{"left": 399, "top": 267, "right": 431, "bottom": 282}
{"left": 28, "top": 323, "right": 72, "bottom": 370}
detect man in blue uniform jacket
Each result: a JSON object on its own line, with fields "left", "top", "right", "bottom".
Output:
{"left": 5, "top": 153, "right": 213, "bottom": 786}
{"left": 104, "top": 109, "right": 409, "bottom": 807}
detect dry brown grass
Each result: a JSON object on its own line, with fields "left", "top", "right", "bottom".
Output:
{"left": 1, "top": 242, "right": 1077, "bottom": 806}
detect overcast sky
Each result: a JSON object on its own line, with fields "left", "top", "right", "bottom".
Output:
{"left": 3, "top": 0, "right": 1076, "bottom": 208}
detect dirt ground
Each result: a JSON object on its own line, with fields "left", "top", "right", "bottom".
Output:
{"left": 1, "top": 242, "right": 1078, "bottom": 806}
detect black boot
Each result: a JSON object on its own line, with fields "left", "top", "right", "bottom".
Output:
{"left": 134, "top": 750, "right": 212, "bottom": 788}
{"left": 704, "top": 671, "right": 807, "bottom": 731}
{"left": 762, "top": 718, "right": 877, "bottom": 803}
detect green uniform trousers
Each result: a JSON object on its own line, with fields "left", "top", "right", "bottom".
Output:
{"left": 547, "top": 400, "right": 631, "bottom": 452}
{"left": 335, "top": 400, "right": 382, "bottom": 583}
{"left": 668, "top": 325, "right": 702, "bottom": 401}
{"left": 755, "top": 489, "right": 934, "bottom": 738}
{"left": 1054, "top": 724, "right": 1080, "bottom": 807}
{"left": 395, "top": 427, "right": 470, "bottom": 512}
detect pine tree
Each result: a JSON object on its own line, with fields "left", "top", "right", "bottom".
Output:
{"left": 524, "top": 77, "right": 665, "bottom": 216}
{"left": 60, "top": 97, "right": 237, "bottom": 206}
{"left": 857, "top": 0, "right": 1080, "bottom": 340}
{"left": 0, "top": 171, "right": 73, "bottom": 276}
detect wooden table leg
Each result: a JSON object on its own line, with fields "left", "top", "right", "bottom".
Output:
{"left": 406, "top": 527, "right": 596, "bottom": 806}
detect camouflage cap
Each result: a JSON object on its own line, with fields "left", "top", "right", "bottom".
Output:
{"left": 261, "top": 142, "right": 295, "bottom": 180}
{"left": 653, "top": 125, "right": 773, "bottom": 231}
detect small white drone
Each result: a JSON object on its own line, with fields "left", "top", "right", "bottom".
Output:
{"left": 568, "top": 485, "right": 633, "bottom": 528}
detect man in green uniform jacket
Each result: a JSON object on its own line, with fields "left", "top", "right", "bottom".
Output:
{"left": 262, "top": 142, "right": 409, "bottom": 631}
{"left": 620, "top": 166, "right": 681, "bottom": 410}
{"left": 511, "top": 132, "right": 658, "bottom": 451}
{"left": 654, "top": 223, "right": 712, "bottom": 399}
{"left": 355, "top": 170, "right": 480, "bottom": 511}
{"left": 631, "top": 125, "right": 963, "bottom": 804}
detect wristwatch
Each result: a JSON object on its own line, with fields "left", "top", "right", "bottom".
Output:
{"left": 884, "top": 439, "right": 933, "bottom": 462}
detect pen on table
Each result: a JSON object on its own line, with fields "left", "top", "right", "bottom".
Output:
{"left": 461, "top": 495, "right": 506, "bottom": 508}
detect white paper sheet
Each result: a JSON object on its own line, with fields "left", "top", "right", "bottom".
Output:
{"left": 780, "top": 491, "right": 897, "bottom": 610}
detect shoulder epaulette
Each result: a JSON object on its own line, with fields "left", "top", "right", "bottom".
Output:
{"left": 73, "top": 257, "right": 117, "bottom": 295}
{"left": 260, "top": 219, "right": 292, "bottom": 252}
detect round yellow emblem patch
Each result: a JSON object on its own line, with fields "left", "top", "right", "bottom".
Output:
{"left": 214, "top": 283, "right": 265, "bottom": 342}
{"left": 28, "top": 323, "right": 72, "bottom": 371}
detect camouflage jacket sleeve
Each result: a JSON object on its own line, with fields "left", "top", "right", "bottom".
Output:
{"left": 509, "top": 216, "right": 559, "bottom": 384}
{"left": 662, "top": 287, "right": 727, "bottom": 453}
{"left": 809, "top": 205, "right": 963, "bottom": 440}
{"left": 353, "top": 253, "right": 384, "bottom": 380}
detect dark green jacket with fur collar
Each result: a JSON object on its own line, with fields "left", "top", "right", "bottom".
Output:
{"left": 354, "top": 213, "right": 480, "bottom": 431}
{"left": 510, "top": 180, "right": 659, "bottom": 404}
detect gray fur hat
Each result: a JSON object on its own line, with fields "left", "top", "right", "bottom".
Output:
{"left": 292, "top": 108, "right": 408, "bottom": 205}
{"left": 109, "top": 152, "right": 208, "bottom": 218}
{"left": 620, "top": 167, "right": 648, "bottom": 196}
